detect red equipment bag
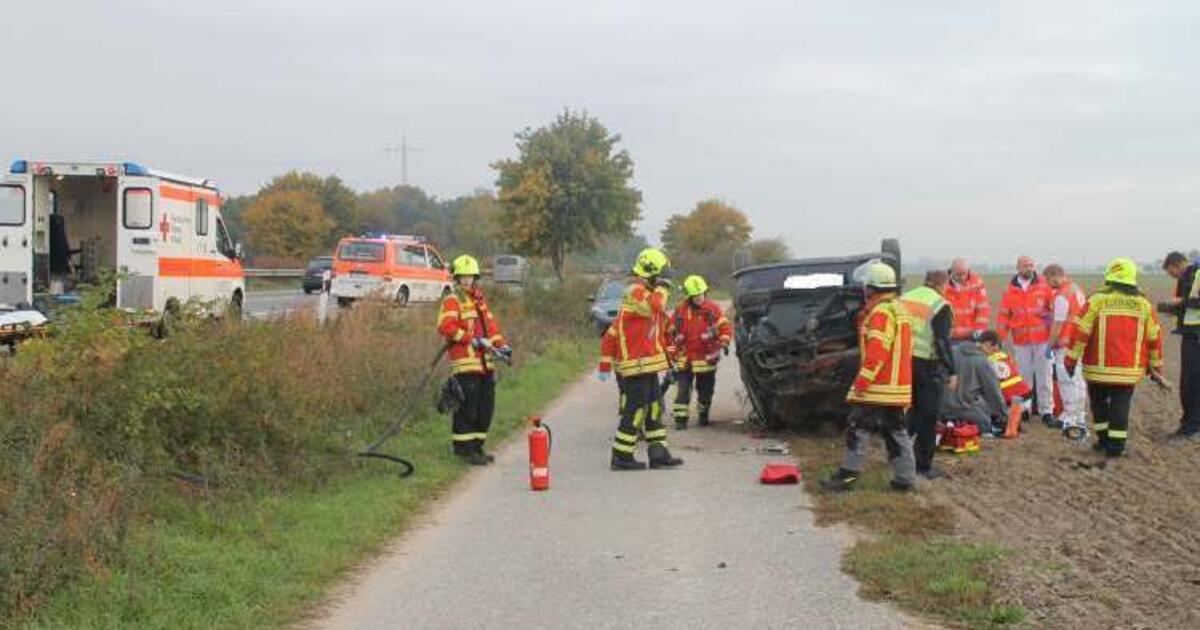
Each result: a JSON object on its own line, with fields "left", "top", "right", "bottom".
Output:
{"left": 938, "top": 422, "right": 981, "bottom": 454}
{"left": 759, "top": 462, "right": 801, "bottom": 485}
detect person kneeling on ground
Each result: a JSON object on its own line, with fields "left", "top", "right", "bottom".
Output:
{"left": 939, "top": 339, "right": 1008, "bottom": 437}
{"left": 1065, "top": 258, "right": 1165, "bottom": 457}
{"left": 821, "top": 262, "right": 917, "bottom": 493}
{"left": 670, "top": 275, "right": 732, "bottom": 429}
{"left": 438, "top": 254, "right": 512, "bottom": 466}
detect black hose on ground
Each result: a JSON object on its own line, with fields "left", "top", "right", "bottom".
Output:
{"left": 357, "top": 345, "right": 450, "bottom": 478}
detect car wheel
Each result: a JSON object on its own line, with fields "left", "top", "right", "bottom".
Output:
{"left": 881, "top": 238, "right": 902, "bottom": 278}
{"left": 337, "top": 297, "right": 353, "bottom": 308}
{"left": 395, "top": 286, "right": 410, "bottom": 307}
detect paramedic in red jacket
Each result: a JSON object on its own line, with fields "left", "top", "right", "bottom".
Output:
{"left": 670, "top": 275, "right": 732, "bottom": 429}
{"left": 945, "top": 258, "right": 991, "bottom": 341}
{"left": 996, "top": 256, "right": 1056, "bottom": 426}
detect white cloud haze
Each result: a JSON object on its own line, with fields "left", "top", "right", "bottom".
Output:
{"left": 3, "top": 0, "right": 1198, "bottom": 266}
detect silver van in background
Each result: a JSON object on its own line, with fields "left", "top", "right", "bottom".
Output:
{"left": 493, "top": 255, "right": 529, "bottom": 285}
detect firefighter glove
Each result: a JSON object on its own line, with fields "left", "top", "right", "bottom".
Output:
{"left": 596, "top": 370, "right": 612, "bottom": 383}
{"left": 472, "top": 337, "right": 493, "bottom": 350}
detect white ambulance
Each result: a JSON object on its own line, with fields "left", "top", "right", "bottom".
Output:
{"left": 0, "top": 159, "right": 245, "bottom": 315}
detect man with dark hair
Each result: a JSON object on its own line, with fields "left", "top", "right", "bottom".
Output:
{"left": 1161, "top": 251, "right": 1200, "bottom": 437}
{"left": 899, "top": 269, "right": 958, "bottom": 479}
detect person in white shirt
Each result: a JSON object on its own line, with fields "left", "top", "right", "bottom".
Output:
{"left": 1044, "top": 264, "right": 1089, "bottom": 436}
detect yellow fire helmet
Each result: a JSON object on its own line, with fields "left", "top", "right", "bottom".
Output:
{"left": 1104, "top": 257, "right": 1138, "bottom": 286}
{"left": 633, "top": 248, "right": 670, "bottom": 279}
{"left": 451, "top": 254, "right": 481, "bottom": 277}
{"left": 859, "top": 261, "right": 897, "bottom": 289}
{"left": 683, "top": 275, "right": 709, "bottom": 298}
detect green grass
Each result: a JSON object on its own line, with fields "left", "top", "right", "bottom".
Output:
{"left": 846, "top": 538, "right": 1024, "bottom": 628}
{"left": 790, "top": 435, "right": 1024, "bottom": 628}
{"left": 11, "top": 339, "right": 592, "bottom": 630}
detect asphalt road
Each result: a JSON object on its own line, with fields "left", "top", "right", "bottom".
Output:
{"left": 309, "top": 356, "right": 910, "bottom": 630}
{"left": 244, "top": 289, "right": 319, "bottom": 317}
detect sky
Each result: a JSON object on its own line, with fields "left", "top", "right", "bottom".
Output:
{"left": 2, "top": 0, "right": 1198, "bottom": 266}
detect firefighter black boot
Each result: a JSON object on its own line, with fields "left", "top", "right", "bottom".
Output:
{"left": 698, "top": 407, "right": 710, "bottom": 427}
{"left": 610, "top": 451, "right": 648, "bottom": 471}
{"left": 647, "top": 443, "right": 684, "bottom": 469}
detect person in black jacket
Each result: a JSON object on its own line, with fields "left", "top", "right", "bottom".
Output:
{"left": 1161, "top": 251, "right": 1200, "bottom": 437}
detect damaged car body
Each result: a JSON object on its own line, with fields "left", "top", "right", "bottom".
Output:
{"left": 733, "top": 240, "right": 901, "bottom": 430}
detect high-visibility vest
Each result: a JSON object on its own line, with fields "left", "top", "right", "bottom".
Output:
{"left": 599, "top": 282, "right": 672, "bottom": 377}
{"left": 438, "top": 288, "right": 507, "bottom": 375}
{"left": 1185, "top": 267, "right": 1200, "bottom": 327}
{"left": 900, "top": 285, "right": 949, "bottom": 361}
{"left": 845, "top": 295, "right": 913, "bottom": 407}
{"left": 1067, "top": 287, "right": 1164, "bottom": 386}
{"left": 988, "top": 351, "right": 1030, "bottom": 403}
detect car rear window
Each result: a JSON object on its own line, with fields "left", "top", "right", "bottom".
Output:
{"left": 598, "top": 281, "right": 625, "bottom": 300}
{"left": 497, "top": 256, "right": 520, "bottom": 266}
{"left": 338, "top": 242, "right": 385, "bottom": 262}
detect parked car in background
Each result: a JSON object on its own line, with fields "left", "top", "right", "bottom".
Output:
{"left": 493, "top": 254, "right": 529, "bottom": 285}
{"left": 330, "top": 233, "right": 451, "bottom": 308}
{"left": 589, "top": 278, "right": 625, "bottom": 335}
{"left": 302, "top": 256, "right": 333, "bottom": 294}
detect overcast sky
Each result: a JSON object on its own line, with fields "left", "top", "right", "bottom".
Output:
{"left": 2, "top": 0, "right": 1197, "bottom": 266}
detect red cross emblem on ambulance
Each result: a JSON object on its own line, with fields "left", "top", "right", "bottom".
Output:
{"left": 159, "top": 213, "right": 171, "bottom": 242}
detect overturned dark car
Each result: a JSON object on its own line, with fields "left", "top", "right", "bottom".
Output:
{"left": 733, "top": 240, "right": 901, "bottom": 430}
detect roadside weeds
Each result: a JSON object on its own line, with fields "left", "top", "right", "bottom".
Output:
{"left": 790, "top": 432, "right": 1025, "bottom": 629}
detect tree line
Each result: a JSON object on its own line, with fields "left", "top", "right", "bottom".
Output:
{"left": 224, "top": 109, "right": 790, "bottom": 281}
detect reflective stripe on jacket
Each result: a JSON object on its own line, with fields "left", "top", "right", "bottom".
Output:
{"left": 945, "top": 273, "right": 990, "bottom": 340}
{"left": 1067, "top": 286, "right": 1164, "bottom": 386}
{"left": 1184, "top": 267, "right": 1200, "bottom": 328}
{"left": 672, "top": 299, "right": 732, "bottom": 373}
{"left": 599, "top": 282, "right": 673, "bottom": 377}
{"left": 988, "top": 351, "right": 1030, "bottom": 403}
{"left": 997, "top": 274, "right": 1053, "bottom": 345}
{"left": 900, "top": 285, "right": 950, "bottom": 361}
{"left": 438, "top": 288, "right": 506, "bottom": 375}
{"left": 845, "top": 293, "right": 913, "bottom": 408}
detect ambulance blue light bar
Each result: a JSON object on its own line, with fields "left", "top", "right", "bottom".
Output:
{"left": 10, "top": 160, "right": 28, "bottom": 174}
{"left": 124, "top": 162, "right": 151, "bottom": 176}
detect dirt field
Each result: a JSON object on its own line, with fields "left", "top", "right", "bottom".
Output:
{"left": 919, "top": 271, "right": 1198, "bottom": 627}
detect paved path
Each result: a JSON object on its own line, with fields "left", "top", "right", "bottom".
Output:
{"left": 310, "top": 356, "right": 911, "bottom": 630}
{"left": 244, "top": 289, "right": 317, "bottom": 317}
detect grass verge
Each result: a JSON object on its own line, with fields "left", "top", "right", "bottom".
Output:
{"left": 791, "top": 432, "right": 1024, "bottom": 628}
{"left": 11, "top": 339, "right": 591, "bottom": 630}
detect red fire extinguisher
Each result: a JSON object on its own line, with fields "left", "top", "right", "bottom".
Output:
{"left": 528, "top": 416, "right": 551, "bottom": 491}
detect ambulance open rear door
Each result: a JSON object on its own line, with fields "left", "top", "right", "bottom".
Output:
{"left": 0, "top": 165, "right": 33, "bottom": 308}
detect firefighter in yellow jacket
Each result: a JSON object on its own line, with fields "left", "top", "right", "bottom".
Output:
{"left": 821, "top": 262, "right": 917, "bottom": 493}
{"left": 1065, "top": 258, "right": 1165, "bottom": 456}
{"left": 598, "top": 248, "right": 685, "bottom": 470}
{"left": 437, "top": 255, "right": 511, "bottom": 465}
